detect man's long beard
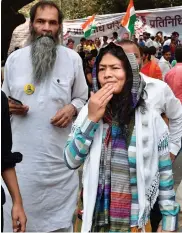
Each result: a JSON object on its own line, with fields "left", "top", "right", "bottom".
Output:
{"left": 31, "top": 30, "right": 59, "bottom": 82}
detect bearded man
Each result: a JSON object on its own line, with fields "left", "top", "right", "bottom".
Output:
{"left": 2, "top": 1, "right": 88, "bottom": 232}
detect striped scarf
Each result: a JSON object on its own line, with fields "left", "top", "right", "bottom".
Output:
{"left": 92, "top": 109, "right": 135, "bottom": 232}
{"left": 91, "top": 43, "right": 146, "bottom": 232}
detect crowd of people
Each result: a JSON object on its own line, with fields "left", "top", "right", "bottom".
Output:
{"left": 1, "top": 0, "right": 182, "bottom": 232}
{"left": 64, "top": 30, "right": 181, "bottom": 94}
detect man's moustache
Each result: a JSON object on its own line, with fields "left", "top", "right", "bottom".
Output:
{"left": 36, "top": 34, "right": 55, "bottom": 42}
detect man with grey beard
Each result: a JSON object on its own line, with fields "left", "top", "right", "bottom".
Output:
{"left": 2, "top": 1, "right": 88, "bottom": 232}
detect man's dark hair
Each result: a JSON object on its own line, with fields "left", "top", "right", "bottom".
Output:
{"left": 172, "top": 31, "right": 179, "bottom": 37}
{"left": 156, "top": 31, "right": 163, "bottom": 35}
{"left": 30, "top": 0, "right": 64, "bottom": 24}
{"left": 67, "top": 38, "right": 74, "bottom": 43}
{"left": 113, "top": 32, "right": 118, "bottom": 39}
{"left": 103, "top": 36, "right": 108, "bottom": 41}
{"left": 80, "top": 37, "right": 86, "bottom": 42}
{"left": 67, "top": 39, "right": 75, "bottom": 45}
{"left": 142, "top": 46, "right": 151, "bottom": 61}
{"left": 175, "top": 45, "right": 182, "bottom": 63}
{"left": 142, "top": 46, "right": 156, "bottom": 60}
{"left": 149, "top": 46, "right": 157, "bottom": 55}
{"left": 146, "top": 33, "right": 151, "bottom": 37}
{"left": 162, "top": 45, "right": 171, "bottom": 55}
{"left": 90, "top": 49, "right": 98, "bottom": 57}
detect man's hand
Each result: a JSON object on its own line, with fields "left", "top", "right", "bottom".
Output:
{"left": 12, "top": 203, "right": 27, "bottom": 232}
{"left": 51, "top": 104, "right": 77, "bottom": 128}
{"left": 9, "top": 99, "right": 29, "bottom": 115}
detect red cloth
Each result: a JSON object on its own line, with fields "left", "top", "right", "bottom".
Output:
{"left": 165, "top": 63, "right": 182, "bottom": 103}
{"left": 141, "top": 60, "right": 162, "bottom": 80}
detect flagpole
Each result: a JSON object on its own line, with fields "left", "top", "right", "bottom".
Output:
{"left": 121, "top": 0, "right": 136, "bottom": 41}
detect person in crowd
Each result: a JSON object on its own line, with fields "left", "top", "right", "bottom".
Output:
{"left": 119, "top": 39, "right": 182, "bottom": 158}
{"left": 89, "top": 40, "right": 96, "bottom": 50}
{"left": 133, "top": 37, "right": 138, "bottom": 45}
{"left": 151, "top": 36, "right": 155, "bottom": 41}
{"left": 102, "top": 36, "right": 109, "bottom": 47}
{"left": 132, "top": 34, "right": 136, "bottom": 41}
{"left": 143, "top": 32, "right": 153, "bottom": 47}
{"left": 84, "top": 54, "right": 96, "bottom": 97}
{"left": 66, "top": 38, "right": 75, "bottom": 49}
{"left": 76, "top": 37, "right": 86, "bottom": 53}
{"left": 140, "top": 46, "right": 162, "bottom": 80}
{"left": 158, "top": 45, "right": 172, "bottom": 80}
{"left": 78, "top": 51, "right": 86, "bottom": 67}
{"left": 2, "top": 1, "right": 88, "bottom": 232}
{"left": 64, "top": 42, "right": 180, "bottom": 232}
{"left": 83, "top": 39, "right": 92, "bottom": 53}
{"left": 149, "top": 46, "right": 159, "bottom": 63}
{"left": 164, "top": 31, "right": 180, "bottom": 46}
{"left": 156, "top": 31, "right": 164, "bottom": 44}
{"left": 1, "top": 91, "right": 27, "bottom": 232}
{"left": 156, "top": 46, "right": 163, "bottom": 60}
{"left": 152, "top": 35, "right": 161, "bottom": 49}
{"left": 138, "top": 35, "right": 145, "bottom": 47}
{"left": 163, "top": 36, "right": 168, "bottom": 43}
{"left": 165, "top": 45, "right": 182, "bottom": 103}
{"left": 165, "top": 46, "right": 182, "bottom": 224}
{"left": 90, "top": 48, "right": 98, "bottom": 58}
{"left": 95, "top": 38, "right": 101, "bottom": 51}
{"left": 122, "top": 32, "right": 130, "bottom": 40}
{"left": 169, "top": 38, "right": 177, "bottom": 62}
{"left": 152, "top": 36, "right": 162, "bottom": 59}
{"left": 112, "top": 31, "right": 118, "bottom": 43}
{"left": 118, "top": 39, "right": 182, "bottom": 232}
{"left": 154, "top": 33, "right": 164, "bottom": 59}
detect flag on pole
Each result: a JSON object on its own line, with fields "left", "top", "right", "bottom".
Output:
{"left": 81, "top": 14, "right": 96, "bottom": 38}
{"left": 121, "top": 0, "right": 136, "bottom": 35}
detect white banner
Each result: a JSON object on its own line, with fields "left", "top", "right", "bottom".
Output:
{"left": 63, "top": 6, "right": 182, "bottom": 41}
{"left": 135, "top": 6, "right": 182, "bottom": 38}
{"left": 8, "top": 6, "right": 182, "bottom": 53}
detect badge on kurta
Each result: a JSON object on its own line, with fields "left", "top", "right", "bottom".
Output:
{"left": 24, "top": 84, "right": 35, "bottom": 95}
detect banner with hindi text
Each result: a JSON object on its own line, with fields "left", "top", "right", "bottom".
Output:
{"left": 63, "top": 6, "right": 182, "bottom": 42}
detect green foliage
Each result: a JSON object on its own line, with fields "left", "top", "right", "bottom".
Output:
{"left": 19, "top": 0, "right": 182, "bottom": 20}
{"left": 19, "top": 0, "right": 39, "bottom": 18}
{"left": 152, "top": 0, "right": 182, "bottom": 7}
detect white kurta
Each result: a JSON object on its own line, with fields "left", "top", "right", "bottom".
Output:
{"left": 2, "top": 45, "right": 88, "bottom": 232}
{"left": 158, "top": 56, "right": 172, "bottom": 80}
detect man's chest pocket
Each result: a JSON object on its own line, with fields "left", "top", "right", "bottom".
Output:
{"left": 49, "top": 77, "right": 70, "bottom": 104}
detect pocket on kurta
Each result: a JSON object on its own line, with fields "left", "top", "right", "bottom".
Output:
{"left": 49, "top": 77, "right": 69, "bottom": 105}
